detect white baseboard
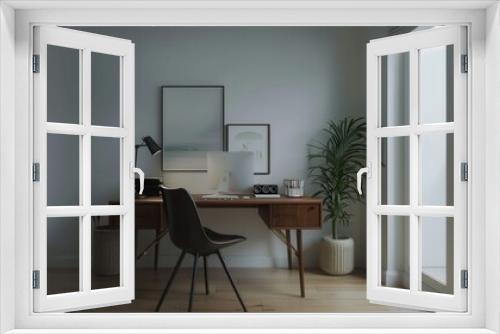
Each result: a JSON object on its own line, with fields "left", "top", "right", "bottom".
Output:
{"left": 49, "top": 255, "right": 293, "bottom": 269}
{"left": 137, "top": 254, "right": 291, "bottom": 268}
{"left": 50, "top": 254, "right": 357, "bottom": 270}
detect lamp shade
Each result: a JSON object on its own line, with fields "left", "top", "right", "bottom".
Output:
{"left": 142, "top": 136, "right": 162, "bottom": 156}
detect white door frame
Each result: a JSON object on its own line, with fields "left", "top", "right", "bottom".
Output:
{"left": 0, "top": 1, "right": 497, "bottom": 333}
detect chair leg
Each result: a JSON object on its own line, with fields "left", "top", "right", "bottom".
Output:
{"left": 188, "top": 253, "right": 199, "bottom": 312}
{"left": 155, "top": 251, "right": 185, "bottom": 312}
{"left": 216, "top": 251, "right": 247, "bottom": 312}
{"left": 203, "top": 256, "right": 209, "bottom": 295}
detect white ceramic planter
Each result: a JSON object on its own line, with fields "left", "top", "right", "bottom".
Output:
{"left": 319, "top": 236, "right": 355, "bottom": 275}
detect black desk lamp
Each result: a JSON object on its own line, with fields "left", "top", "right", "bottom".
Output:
{"left": 135, "top": 136, "right": 161, "bottom": 165}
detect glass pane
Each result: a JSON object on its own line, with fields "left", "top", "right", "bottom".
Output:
{"left": 380, "top": 137, "right": 410, "bottom": 205}
{"left": 420, "top": 133, "right": 454, "bottom": 206}
{"left": 380, "top": 52, "right": 410, "bottom": 127}
{"left": 91, "top": 137, "right": 121, "bottom": 205}
{"left": 47, "top": 45, "right": 80, "bottom": 124}
{"left": 92, "top": 216, "right": 120, "bottom": 290}
{"left": 421, "top": 217, "right": 454, "bottom": 294}
{"left": 47, "top": 134, "right": 80, "bottom": 206}
{"left": 91, "top": 52, "right": 121, "bottom": 127}
{"left": 419, "top": 45, "right": 454, "bottom": 124}
{"left": 47, "top": 217, "right": 80, "bottom": 295}
{"left": 380, "top": 215, "right": 410, "bottom": 289}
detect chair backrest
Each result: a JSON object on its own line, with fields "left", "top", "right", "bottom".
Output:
{"left": 160, "top": 186, "right": 210, "bottom": 254}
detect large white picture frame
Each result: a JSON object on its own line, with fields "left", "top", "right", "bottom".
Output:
{"left": 162, "top": 85, "right": 225, "bottom": 171}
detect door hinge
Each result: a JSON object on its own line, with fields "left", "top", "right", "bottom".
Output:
{"left": 461, "top": 162, "right": 468, "bottom": 182}
{"left": 461, "top": 270, "right": 468, "bottom": 289}
{"left": 32, "top": 163, "right": 40, "bottom": 182}
{"left": 461, "top": 54, "right": 468, "bottom": 73}
{"left": 32, "top": 270, "right": 40, "bottom": 289}
{"left": 32, "top": 54, "right": 40, "bottom": 73}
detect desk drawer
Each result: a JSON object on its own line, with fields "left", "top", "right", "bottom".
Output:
{"left": 135, "top": 203, "right": 163, "bottom": 230}
{"left": 270, "top": 204, "right": 321, "bottom": 229}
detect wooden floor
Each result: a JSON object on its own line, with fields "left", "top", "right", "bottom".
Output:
{"left": 84, "top": 268, "right": 417, "bottom": 313}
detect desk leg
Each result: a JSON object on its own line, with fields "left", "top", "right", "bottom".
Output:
{"left": 154, "top": 228, "right": 160, "bottom": 270}
{"left": 296, "top": 229, "right": 305, "bottom": 298}
{"left": 286, "top": 230, "right": 292, "bottom": 270}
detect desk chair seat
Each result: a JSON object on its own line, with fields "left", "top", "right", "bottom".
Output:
{"left": 204, "top": 227, "right": 246, "bottom": 247}
{"left": 155, "top": 187, "right": 247, "bottom": 312}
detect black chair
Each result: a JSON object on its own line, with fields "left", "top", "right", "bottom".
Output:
{"left": 155, "top": 186, "right": 247, "bottom": 312}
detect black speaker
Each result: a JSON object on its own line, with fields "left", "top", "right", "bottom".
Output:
{"left": 253, "top": 184, "right": 279, "bottom": 195}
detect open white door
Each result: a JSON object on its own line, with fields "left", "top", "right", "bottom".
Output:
{"left": 33, "top": 26, "right": 137, "bottom": 312}
{"left": 363, "top": 26, "right": 467, "bottom": 312}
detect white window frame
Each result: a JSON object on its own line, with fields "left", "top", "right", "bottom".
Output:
{"left": 32, "top": 26, "right": 136, "bottom": 312}
{"left": 0, "top": 1, "right": 498, "bottom": 333}
{"left": 365, "top": 26, "right": 468, "bottom": 312}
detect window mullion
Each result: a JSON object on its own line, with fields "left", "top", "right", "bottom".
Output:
{"left": 81, "top": 48, "right": 92, "bottom": 293}
{"left": 409, "top": 47, "right": 420, "bottom": 292}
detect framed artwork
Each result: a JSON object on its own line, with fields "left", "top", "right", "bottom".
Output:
{"left": 225, "top": 124, "right": 270, "bottom": 175}
{"left": 162, "top": 85, "right": 224, "bottom": 171}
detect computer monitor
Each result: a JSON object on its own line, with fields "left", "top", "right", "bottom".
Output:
{"left": 207, "top": 152, "right": 255, "bottom": 194}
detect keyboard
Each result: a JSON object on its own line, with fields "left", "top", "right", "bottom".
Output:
{"left": 201, "top": 194, "right": 240, "bottom": 200}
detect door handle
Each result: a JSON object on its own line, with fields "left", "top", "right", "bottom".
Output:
{"left": 130, "top": 162, "right": 145, "bottom": 195}
{"left": 357, "top": 163, "right": 371, "bottom": 195}
{"left": 134, "top": 168, "right": 145, "bottom": 195}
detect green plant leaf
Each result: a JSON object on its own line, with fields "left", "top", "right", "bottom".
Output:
{"left": 307, "top": 117, "right": 366, "bottom": 238}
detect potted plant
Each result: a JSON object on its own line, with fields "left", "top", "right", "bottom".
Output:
{"left": 308, "top": 117, "right": 366, "bottom": 275}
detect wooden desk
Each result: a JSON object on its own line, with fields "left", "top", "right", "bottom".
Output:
{"left": 135, "top": 195, "right": 322, "bottom": 297}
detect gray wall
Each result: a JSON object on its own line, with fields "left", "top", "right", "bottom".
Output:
{"left": 50, "top": 26, "right": 392, "bottom": 269}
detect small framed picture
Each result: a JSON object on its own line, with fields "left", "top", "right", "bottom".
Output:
{"left": 225, "top": 124, "right": 270, "bottom": 175}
